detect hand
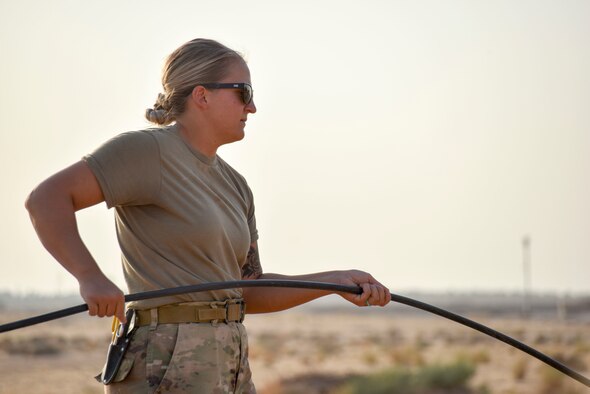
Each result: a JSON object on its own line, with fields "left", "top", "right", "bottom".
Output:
{"left": 78, "top": 275, "right": 126, "bottom": 323}
{"left": 334, "top": 269, "right": 391, "bottom": 307}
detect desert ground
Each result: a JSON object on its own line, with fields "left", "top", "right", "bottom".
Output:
{"left": 0, "top": 298, "right": 589, "bottom": 394}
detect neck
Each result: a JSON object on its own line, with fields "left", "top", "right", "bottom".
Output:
{"left": 175, "top": 120, "right": 219, "bottom": 158}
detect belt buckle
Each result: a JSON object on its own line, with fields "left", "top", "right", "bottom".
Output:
{"left": 223, "top": 299, "right": 245, "bottom": 323}
{"left": 223, "top": 299, "right": 232, "bottom": 324}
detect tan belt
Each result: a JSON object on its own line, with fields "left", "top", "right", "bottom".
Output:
{"left": 135, "top": 299, "right": 245, "bottom": 326}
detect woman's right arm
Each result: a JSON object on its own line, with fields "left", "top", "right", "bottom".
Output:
{"left": 25, "top": 161, "right": 126, "bottom": 322}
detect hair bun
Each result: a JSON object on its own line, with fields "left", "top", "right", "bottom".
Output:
{"left": 146, "top": 93, "right": 174, "bottom": 125}
{"left": 145, "top": 107, "right": 170, "bottom": 125}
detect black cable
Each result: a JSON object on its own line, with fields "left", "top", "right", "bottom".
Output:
{"left": 0, "top": 279, "right": 588, "bottom": 387}
{"left": 0, "top": 280, "right": 355, "bottom": 333}
{"left": 389, "top": 292, "right": 590, "bottom": 388}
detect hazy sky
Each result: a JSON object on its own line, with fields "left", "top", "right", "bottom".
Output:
{"left": 0, "top": 0, "right": 588, "bottom": 296}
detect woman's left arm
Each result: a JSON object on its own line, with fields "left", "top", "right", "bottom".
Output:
{"left": 241, "top": 241, "right": 391, "bottom": 314}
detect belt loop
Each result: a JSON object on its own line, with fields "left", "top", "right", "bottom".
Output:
{"left": 224, "top": 302, "right": 231, "bottom": 324}
{"left": 149, "top": 308, "right": 158, "bottom": 331}
{"left": 240, "top": 302, "right": 246, "bottom": 323}
{"left": 211, "top": 303, "right": 219, "bottom": 326}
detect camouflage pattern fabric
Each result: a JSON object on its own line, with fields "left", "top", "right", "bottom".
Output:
{"left": 104, "top": 322, "right": 255, "bottom": 393}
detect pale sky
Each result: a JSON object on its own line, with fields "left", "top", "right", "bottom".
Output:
{"left": 0, "top": 0, "right": 588, "bottom": 296}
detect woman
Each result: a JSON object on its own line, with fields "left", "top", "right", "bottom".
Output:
{"left": 25, "top": 38, "right": 391, "bottom": 393}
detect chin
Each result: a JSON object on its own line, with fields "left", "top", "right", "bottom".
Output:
{"left": 235, "top": 128, "right": 246, "bottom": 141}
{"left": 223, "top": 131, "right": 245, "bottom": 145}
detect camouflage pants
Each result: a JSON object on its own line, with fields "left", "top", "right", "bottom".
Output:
{"left": 104, "top": 322, "right": 256, "bottom": 393}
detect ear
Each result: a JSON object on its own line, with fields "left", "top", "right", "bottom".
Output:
{"left": 189, "top": 85, "right": 209, "bottom": 108}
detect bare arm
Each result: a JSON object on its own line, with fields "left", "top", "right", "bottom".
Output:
{"left": 25, "top": 161, "right": 126, "bottom": 322}
{"left": 241, "top": 241, "right": 391, "bottom": 314}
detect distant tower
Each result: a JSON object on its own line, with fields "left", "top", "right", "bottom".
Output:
{"left": 521, "top": 235, "right": 532, "bottom": 318}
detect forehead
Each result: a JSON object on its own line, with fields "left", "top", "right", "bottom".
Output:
{"left": 222, "top": 60, "right": 251, "bottom": 83}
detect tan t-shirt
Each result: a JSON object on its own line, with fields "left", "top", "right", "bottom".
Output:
{"left": 83, "top": 125, "right": 258, "bottom": 309}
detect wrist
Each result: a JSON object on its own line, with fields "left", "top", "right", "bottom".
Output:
{"left": 75, "top": 265, "right": 107, "bottom": 285}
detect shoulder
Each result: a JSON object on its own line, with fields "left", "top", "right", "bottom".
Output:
{"left": 109, "top": 127, "right": 167, "bottom": 146}
{"left": 87, "top": 127, "right": 178, "bottom": 158}
{"left": 217, "top": 157, "right": 254, "bottom": 197}
{"left": 217, "top": 156, "right": 248, "bottom": 184}
{"left": 93, "top": 128, "right": 159, "bottom": 150}
{"left": 83, "top": 128, "right": 169, "bottom": 175}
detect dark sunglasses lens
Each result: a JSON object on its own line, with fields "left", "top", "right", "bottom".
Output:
{"left": 242, "top": 85, "right": 253, "bottom": 104}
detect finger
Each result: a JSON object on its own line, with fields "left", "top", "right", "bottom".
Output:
{"left": 105, "top": 302, "right": 115, "bottom": 317}
{"left": 377, "top": 285, "right": 387, "bottom": 306}
{"left": 369, "top": 284, "right": 380, "bottom": 305}
{"left": 115, "top": 300, "right": 126, "bottom": 323}
{"left": 369, "top": 284, "right": 381, "bottom": 304}
{"left": 97, "top": 302, "right": 107, "bottom": 318}
{"left": 87, "top": 303, "right": 98, "bottom": 317}
{"left": 359, "top": 283, "right": 371, "bottom": 305}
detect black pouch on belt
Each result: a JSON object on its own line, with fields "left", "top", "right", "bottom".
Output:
{"left": 96, "top": 309, "right": 137, "bottom": 385}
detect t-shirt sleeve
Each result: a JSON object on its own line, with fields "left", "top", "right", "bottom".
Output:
{"left": 245, "top": 184, "right": 259, "bottom": 243}
{"left": 82, "top": 131, "right": 161, "bottom": 208}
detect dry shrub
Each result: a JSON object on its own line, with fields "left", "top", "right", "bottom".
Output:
{"left": 465, "top": 332, "right": 492, "bottom": 345}
{"left": 471, "top": 349, "right": 491, "bottom": 364}
{"left": 362, "top": 350, "right": 378, "bottom": 366}
{"left": 509, "top": 328, "right": 526, "bottom": 341}
{"left": 511, "top": 358, "right": 528, "bottom": 381}
{"left": 549, "top": 351, "right": 587, "bottom": 372}
{"left": 389, "top": 345, "right": 424, "bottom": 367}
{"left": 336, "top": 359, "right": 477, "bottom": 394}
{"left": 316, "top": 335, "right": 341, "bottom": 359}
{"left": 70, "top": 335, "right": 103, "bottom": 351}
{"left": 251, "top": 331, "right": 285, "bottom": 365}
{"left": 475, "top": 384, "right": 492, "bottom": 394}
{"left": 414, "top": 332, "right": 431, "bottom": 350}
{"left": 365, "top": 333, "right": 386, "bottom": 347}
{"left": 262, "top": 373, "right": 350, "bottom": 394}
{"left": 386, "top": 328, "right": 405, "bottom": 346}
{"left": 534, "top": 333, "right": 551, "bottom": 345}
{"left": 306, "top": 333, "right": 342, "bottom": 362}
{"left": 539, "top": 366, "right": 563, "bottom": 393}
{"left": 0, "top": 335, "right": 65, "bottom": 356}
{"left": 435, "top": 330, "right": 459, "bottom": 346}
{"left": 438, "top": 330, "right": 489, "bottom": 346}
{"left": 537, "top": 365, "right": 586, "bottom": 394}
{"left": 573, "top": 339, "right": 590, "bottom": 356}
{"left": 565, "top": 333, "right": 584, "bottom": 346}
{"left": 455, "top": 349, "right": 491, "bottom": 365}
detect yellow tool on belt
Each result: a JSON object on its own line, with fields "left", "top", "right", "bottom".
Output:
{"left": 97, "top": 309, "right": 137, "bottom": 385}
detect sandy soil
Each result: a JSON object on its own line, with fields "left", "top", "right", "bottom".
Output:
{"left": 0, "top": 309, "right": 588, "bottom": 393}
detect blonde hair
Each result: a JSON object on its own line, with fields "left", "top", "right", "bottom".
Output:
{"left": 145, "top": 38, "right": 243, "bottom": 125}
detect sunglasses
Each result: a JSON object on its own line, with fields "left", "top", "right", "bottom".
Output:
{"left": 200, "top": 82, "right": 254, "bottom": 105}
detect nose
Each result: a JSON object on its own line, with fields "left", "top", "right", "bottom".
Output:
{"left": 246, "top": 99, "right": 257, "bottom": 114}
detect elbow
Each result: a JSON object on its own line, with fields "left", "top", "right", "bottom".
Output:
{"left": 25, "top": 182, "right": 57, "bottom": 218}
{"left": 25, "top": 189, "right": 37, "bottom": 214}
{"left": 25, "top": 187, "right": 43, "bottom": 218}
